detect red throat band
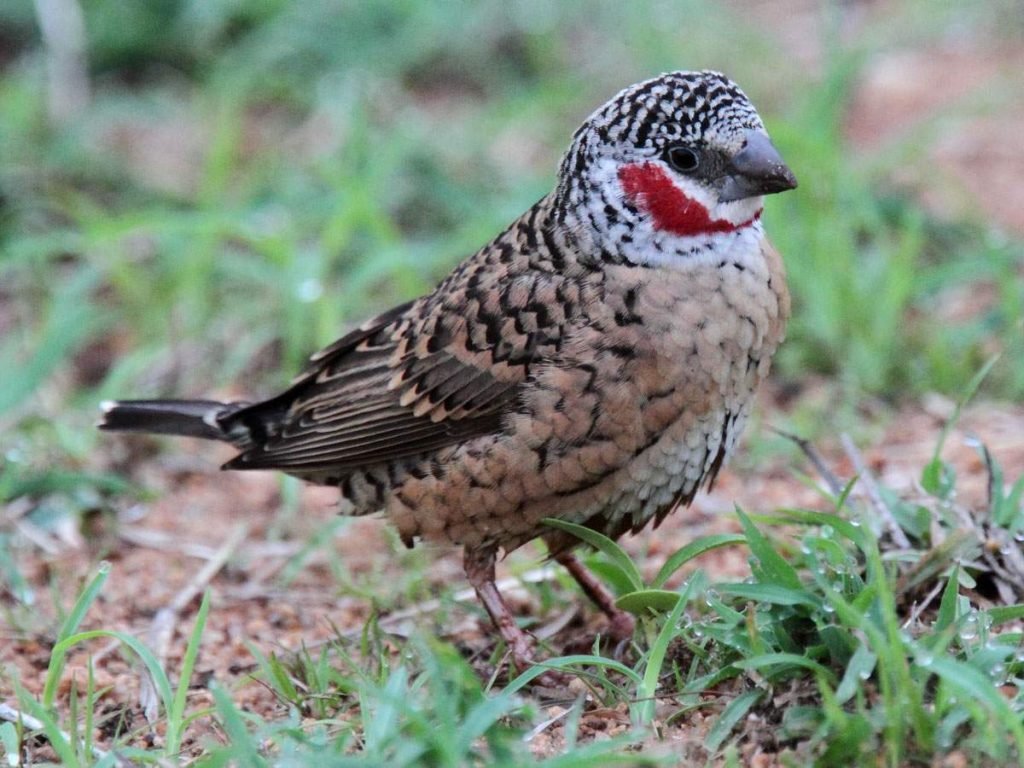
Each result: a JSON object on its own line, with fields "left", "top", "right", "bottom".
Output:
{"left": 618, "top": 162, "right": 761, "bottom": 237}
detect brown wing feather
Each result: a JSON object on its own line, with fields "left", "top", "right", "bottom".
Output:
{"left": 221, "top": 281, "right": 554, "bottom": 470}
{"left": 223, "top": 332, "right": 521, "bottom": 471}
{"left": 220, "top": 201, "right": 579, "bottom": 473}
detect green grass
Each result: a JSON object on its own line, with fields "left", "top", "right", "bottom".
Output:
{"left": 3, "top": 1, "right": 1024, "bottom": 765}
{"left": 6, "top": 574, "right": 213, "bottom": 766}
{"left": 533, "top": 439, "right": 1024, "bottom": 764}
{"left": 8, "top": 405, "right": 1024, "bottom": 765}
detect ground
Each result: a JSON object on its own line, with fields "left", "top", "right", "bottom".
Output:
{"left": 5, "top": 392, "right": 1024, "bottom": 762}
{"left": 2, "top": 2, "right": 1024, "bottom": 764}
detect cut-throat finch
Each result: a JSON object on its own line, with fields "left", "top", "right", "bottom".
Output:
{"left": 101, "top": 70, "right": 797, "bottom": 673}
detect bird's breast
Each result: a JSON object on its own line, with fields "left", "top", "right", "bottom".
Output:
{"left": 589, "top": 236, "right": 788, "bottom": 412}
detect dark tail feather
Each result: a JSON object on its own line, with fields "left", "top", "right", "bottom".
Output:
{"left": 98, "top": 399, "right": 245, "bottom": 441}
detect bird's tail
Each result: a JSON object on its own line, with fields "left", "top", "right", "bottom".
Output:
{"left": 98, "top": 399, "right": 248, "bottom": 442}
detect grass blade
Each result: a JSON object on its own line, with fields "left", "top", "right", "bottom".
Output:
{"left": 43, "top": 562, "right": 111, "bottom": 710}
{"left": 166, "top": 590, "right": 212, "bottom": 755}
{"left": 47, "top": 630, "right": 174, "bottom": 727}
{"left": 544, "top": 519, "right": 644, "bottom": 591}
{"left": 934, "top": 565, "right": 960, "bottom": 635}
{"left": 506, "top": 655, "right": 643, "bottom": 695}
{"left": 651, "top": 533, "right": 746, "bottom": 588}
{"left": 635, "top": 578, "right": 694, "bottom": 724}
{"left": 704, "top": 688, "right": 763, "bottom": 754}
{"left": 835, "top": 645, "right": 877, "bottom": 705}
{"left": 988, "top": 604, "right": 1024, "bottom": 627}
{"left": 735, "top": 508, "right": 802, "bottom": 590}
{"left": 615, "top": 588, "right": 688, "bottom": 614}
{"left": 734, "top": 653, "right": 837, "bottom": 685}
{"left": 928, "top": 655, "right": 1024, "bottom": 756}
{"left": 14, "top": 686, "right": 79, "bottom": 767}
{"left": 211, "top": 684, "right": 267, "bottom": 768}
{"left": 717, "top": 582, "right": 821, "bottom": 608}
{"left": 758, "top": 509, "right": 866, "bottom": 548}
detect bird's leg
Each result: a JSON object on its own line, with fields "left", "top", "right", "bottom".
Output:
{"left": 463, "top": 546, "right": 536, "bottom": 670}
{"left": 555, "top": 551, "right": 635, "bottom": 644}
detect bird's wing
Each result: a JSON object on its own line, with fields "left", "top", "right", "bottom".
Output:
{"left": 223, "top": 254, "right": 569, "bottom": 472}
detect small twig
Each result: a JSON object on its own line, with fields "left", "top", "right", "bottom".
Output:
{"left": 138, "top": 523, "right": 248, "bottom": 724}
{"left": 533, "top": 606, "right": 580, "bottom": 642}
{"left": 772, "top": 427, "right": 843, "bottom": 496}
{"left": 0, "top": 702, "right": 132, "bottom": 766}
{"left": 980, "top": 541, "right": 1024, "bottom": 600}
{"left": 31, "top": 0, "right": 90, "bottom": 123}
{"left": 0, "top": 497, "right": 33, "bottom": 525}
{"left": 523, "top": 700, "right": 578, "bottom": 742}
{"left": 119, "top": 525, "right": 300, "bottom": 561}
{"left": 89, "top": 637, "right": 124, "bottom": 667}
{"left": 118, "top": 527, "right": 220, "bottom": 560}
{"left": 841, "top": 433, "right": 912, "bottom": 549}
{"left": 232, "top": 542, "right": 305, "bottom": 588}
{"left": 902, "top": 580, "right": 945, "bottom": 629}
{"left": 173, "top": 523, "right": 247, "bottom": 611}
{"left": 972, "top": 435, "right": 999, "bottom": 517}
{"left": 894, "top": 529, "right": 971, "bottom": 597}
{"left": 13, "top": 518, "right": 63, "bottom": 555}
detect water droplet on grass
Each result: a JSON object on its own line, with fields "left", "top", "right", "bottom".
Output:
{"left": 297, "top": 278, "right": 323, "bottom": 302}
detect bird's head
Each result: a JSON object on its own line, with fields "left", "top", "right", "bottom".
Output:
{"left": 554, "top": 70, "right": 797, "bottom": 266}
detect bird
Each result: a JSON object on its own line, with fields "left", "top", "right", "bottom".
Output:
{"left": 99, "top": 70, "right": 796, "bottom": 673}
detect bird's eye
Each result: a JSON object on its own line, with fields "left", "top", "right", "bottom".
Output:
{"left": 665, "top": 145, "right": 700, "bottom": 174}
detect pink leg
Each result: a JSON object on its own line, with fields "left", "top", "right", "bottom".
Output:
{"left": 555, "top": 551, "right": 636, "bottom": 643}
{"left": 463, "top": 546, "right": 535, "bottom": 670}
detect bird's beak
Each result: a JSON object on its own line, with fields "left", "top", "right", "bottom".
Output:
{"left": 718, "top": 129, "right": 797, "bottom": 203}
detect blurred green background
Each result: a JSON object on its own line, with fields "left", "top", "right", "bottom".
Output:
{"left": 2, "top": 0, "right": 1023, "bottom": 505}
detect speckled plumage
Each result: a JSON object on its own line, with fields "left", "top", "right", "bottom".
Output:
{"left": 100, "top": 71, "right": 796, "bottom": 672}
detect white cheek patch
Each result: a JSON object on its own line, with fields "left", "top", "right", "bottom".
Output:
{"left": 668, "top": 174, "right": 719, "bottom": 211}
{"left": 716, "top": 197, "right": 764, "bottom": 226}
{"left": 671, "top": 173, "right": 764, "bottom": 226}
